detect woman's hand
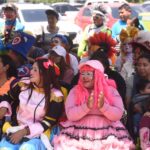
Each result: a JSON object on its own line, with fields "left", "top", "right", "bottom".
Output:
{"left": 87, "top": 91, "right": 94, "bottom": 109}
{"left": 9, "top": 128, "right": 27, "bottom": 144}
{"left": 0, "top": 107, "right": 7, "bottom": 119}
{"left": 98, "top": 92, "right": 104, "bottom": 110}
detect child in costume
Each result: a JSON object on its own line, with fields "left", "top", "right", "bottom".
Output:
{"left": 0, "top": 58, "right": 64, "bottom": 150}
{"left": 53, "top": 60, "right": 135, "bottom": 150}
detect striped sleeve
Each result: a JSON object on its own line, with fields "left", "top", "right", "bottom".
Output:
{"left": 40, "top": 91, "right": 64, "bottom": 131}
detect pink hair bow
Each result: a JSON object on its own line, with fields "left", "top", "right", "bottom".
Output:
{"left": 43, "top": 60, "right": 53, "bottom": 69}
{"left": 43, "top": 60, "right": 60, "bottom": 76}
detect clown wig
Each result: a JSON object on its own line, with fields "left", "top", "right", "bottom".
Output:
{"left": 74, "top": 60, "right": 116, "bottom": 108}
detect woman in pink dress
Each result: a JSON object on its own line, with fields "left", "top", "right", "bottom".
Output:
{"left": 53, "top": 60, "right": 135, "bottom": 150}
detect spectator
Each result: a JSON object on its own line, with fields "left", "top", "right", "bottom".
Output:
{"left": 53, "top": 60, "right": 135, "bottom": 149}
{"left": 126, "top": 54, "right": 150, "bottom": 109}
{"left": 36, "top": 9, "right": 59, "bottom": 52}
{"left": 0, "top": 58, "right": 64, "bottom": 149}
{"left": 49, "top": 45, "right": 74, "bottom": 85}
{"left": 127, "top": 79, "right": 150, "bottom": 141}
{"left": 77, "top": 4, "right": 111, "bottom": 58}
{"left": 6, "top": 31, "right": 35, "bottom": 78}
{"left": 112, "top": 3, "right": 144, "bottom": 42}
{"left": 0, "top": 54, "right": 17, "bottom": 96}
{"left": 126, "top": 31, "right": 150, "bottom": 108}
{"left": 27, "top": 46, "right": 45, "bottom": 64}
{"left": 116, "top": 26, "right": 139, "bottom": 81}
{"left": 50, "top": 34, "right": 79, "bottom": 75}
{"left": 0, "top": 3, "right": 24, "bottom": 52}
{"left": 139, "top": 99, "right": 150, "bottom": 150}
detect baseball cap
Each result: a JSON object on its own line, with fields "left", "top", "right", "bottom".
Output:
{"left": 52, "top": 34, "right": 68, "bottom": 45}
{"left": 45, "top": 9, "right": 59, "bottom": 20}
{"left": 2, "top": 3, "right": 17, "bottom": 12}
{"left": 51, "top": 45, "right": 66, "bottom": 60}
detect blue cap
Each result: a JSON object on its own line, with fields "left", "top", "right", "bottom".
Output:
{"left": 52, "top": 34, "right": 68, "bottom": 45}
{"left": 6, "top": 31, "right": 35, "bottom": 59}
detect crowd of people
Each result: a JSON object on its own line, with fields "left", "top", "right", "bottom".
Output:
{"left": 0, "top": 2, "right": 149, "bottom": 150}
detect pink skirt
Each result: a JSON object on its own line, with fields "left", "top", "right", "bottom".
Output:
{"left": 53, "top": 114, "right": 135, "bottom": 150}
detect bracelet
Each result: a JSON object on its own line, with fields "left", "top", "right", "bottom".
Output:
{"left": 25, "top": 126, "right": 30, "bottom": 135}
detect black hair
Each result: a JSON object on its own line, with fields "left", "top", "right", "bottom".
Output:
{"left": 119, "top": 3, "right": 131, "bottom": 12}
{"left": 64, "top": 35, "right": 73, "bottom": 50}
{"left": 136, "top": 79, "right": 150, "bottom": 93}
{"left": 0, "top": 54, "right": 17, "bottom": 78}
{"left": 137, "top": 53, "right": 150, "bottom": 63}
{"left": 28, "top": 46, "right": 45, "bottom": 59}
{"left": 27, "top": 58, "right": 60, "bottom": 112}
{"left": 90, "top": 50, "right": 110, "bottom": 70}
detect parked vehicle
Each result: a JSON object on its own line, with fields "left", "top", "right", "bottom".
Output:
{"left": 84, "top": 0, "right": 128, "bottom": 6}
{"left": 51, "top": 2, "right": 79, "bottom": 22}
{"left": 0, "top": 3, "right": 82, "bottom": 43}
{"left": 75, "top": 3, "right": 143, "bottom": 31}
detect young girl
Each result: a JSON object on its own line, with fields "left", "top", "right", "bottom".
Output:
{"left": 0, "top": 58, "right": 64, "bottom": 150}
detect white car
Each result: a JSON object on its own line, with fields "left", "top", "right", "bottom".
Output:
{"left": 0, "top": 3, "right": 82, "bottom": 43}
{"left": 51, "top": 2, "right": 79, "bottom": 23}
{"left": 84, "top": 0, "right": 128, "bottom": 6}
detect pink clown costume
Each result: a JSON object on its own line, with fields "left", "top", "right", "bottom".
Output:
{"left": 53, "top": 60, "right": 135, "bottom": 150}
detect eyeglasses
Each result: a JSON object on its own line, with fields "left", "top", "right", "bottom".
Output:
{"left": 80, "top": 71, "right": 94, "bottom": 79}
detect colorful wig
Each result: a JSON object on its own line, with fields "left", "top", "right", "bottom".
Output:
{"left": 120, "top": 26, "right": 139, "bottom": 44}
{"left": 88, "top": 32, "right": 117, "bottom": 58}
{"left": 74, "top": 60, "right": 116, "bottom": 108}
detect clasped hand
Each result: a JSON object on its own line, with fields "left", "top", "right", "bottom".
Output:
{"left": 7, "top": 128, "right": 27, "bottom": 144}
{"left": 87, "top": 91, "right": 104, "bottom": 109}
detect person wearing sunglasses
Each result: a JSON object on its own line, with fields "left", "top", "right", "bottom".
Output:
{"left": 77, "top": 4, "right": 111, "bottom": 58}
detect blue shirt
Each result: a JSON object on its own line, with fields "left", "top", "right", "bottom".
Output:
{"left": 0, "top": 19, "right": 24, "bottom": 51}
{"left": 112, "top": 20, "right": 127, "bottom": 40}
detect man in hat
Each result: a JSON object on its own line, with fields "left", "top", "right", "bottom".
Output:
{"left": 77, "top": 4, "right": 111, "bottom": 58}
{"left": 0, "top": 3, "right": 24, "bottom": 52}
{"left": 36, "top": 8, "right": 60, "bottom": 52}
